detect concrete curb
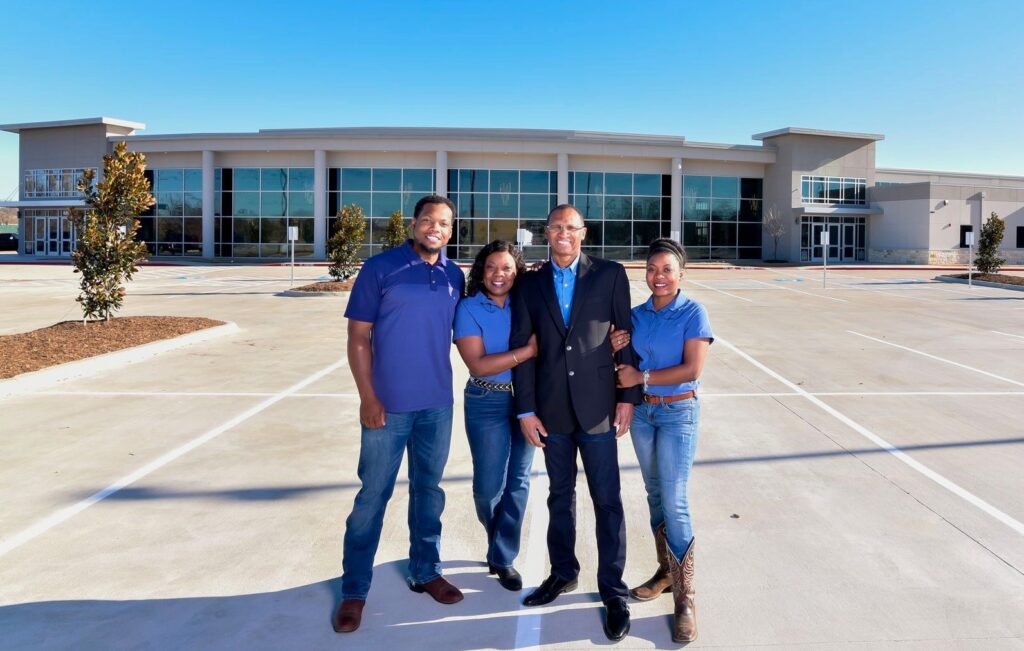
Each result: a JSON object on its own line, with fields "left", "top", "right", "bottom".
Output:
{"left": 0, "top": 321, "right": 240, "bottom": 399}
{"left": 934, "top": 275, "right": 1024, "bottom": 292}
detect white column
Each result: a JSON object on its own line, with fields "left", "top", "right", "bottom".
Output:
{"left": 201, "top": 150, "right": 215, "bottom": 258}
{"left": 670, "top": 157, "right": 682, "bottom": 242}
{"left": 435, "top": 150, "right": 448, "bottom": 197}
{"left": 314, "top": 149, "right": 327, "bottom": 259}
{"left": 557, "top": 153, "right": 569, "bottom": 205}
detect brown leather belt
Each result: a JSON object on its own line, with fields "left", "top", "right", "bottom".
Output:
{"left": 642, "top": 390, "right": 695, "bottom": 405}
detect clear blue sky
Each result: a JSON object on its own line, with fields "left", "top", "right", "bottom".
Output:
{"left": 2, "top": 0, "right": 1022, "bottom": 198}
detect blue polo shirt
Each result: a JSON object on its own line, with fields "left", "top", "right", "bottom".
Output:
{"left": 345, "top": 240, "right": 465, "bottom": 413}
{"left": 631, "top": 290, "right": 714, "bottom": 396}
{"left": 453, "top": 291, "right": 512, "bottom": 383}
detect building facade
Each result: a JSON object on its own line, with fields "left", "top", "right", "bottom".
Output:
{"left": 2, "top": 118, "right": 1022, "bottom": 264}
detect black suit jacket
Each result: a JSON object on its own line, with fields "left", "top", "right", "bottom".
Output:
{"left": 510, "top": 253, "right": 642, "bottom": 435}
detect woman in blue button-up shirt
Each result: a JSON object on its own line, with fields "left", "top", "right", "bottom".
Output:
{"left": 615, "top": 238, "right": 713, "bottom": 643}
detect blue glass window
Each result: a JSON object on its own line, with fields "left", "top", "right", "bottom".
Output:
{"left": 605, "top": 173, "right": 632, "bottom": 195}
{"left": 184, "top": 169, "right": 203, "bottom": 192}
{"left": 684, "top": 176, "right": 711, "bottom": 198}
{"left": 342, "top": 168, "right": 371, "bottom": 191}
{"left": 633, "top": 174, "right": 661, "bottom": 196}
{"left": 520, "top": 170, "right": 550, "bottom": 194}
{"left": 289, "top": 168, "right": 314, "bottom": 192}
{"left": 712, "top": 177, "right": 739, "bottom": 198}
{"left": 402, "top": 169, "right": 433, "bottom": 192}
{"left": 234, "top": 169, "right": 260, "bottom": 191}
{"left": 372, "top": 168, "right": 401, "bottom": 191}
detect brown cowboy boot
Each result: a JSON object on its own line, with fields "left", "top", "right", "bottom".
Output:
{"left": 667, "top": 538, "right": 697, "bottom": 643}
{"left": 629, "top": 524, "right": 672, "bottom": 601}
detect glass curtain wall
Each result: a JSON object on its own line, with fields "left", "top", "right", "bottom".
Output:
{"left": 328, "top": 167, "right": 435, "bottom": 258}
{"left": 140, "top": 168, "right": 203, "bottom": 256}
{"left": 569, "top": 172, "right": 670, "bottom": 260}
{"left": 214, "top": 167, "right": 315, "bottom": 257}
{"left": 448, "top": 169, "right": 557, "bottom": 261}
{"left": 683, "top": 176, "right": 763, "bottom": 260}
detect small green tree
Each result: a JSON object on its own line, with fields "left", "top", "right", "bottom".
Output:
{"left": 328, "top": 204, "right": 367, "bottom": 280}
{"left": 68, "top": 141, "right": 153, "bottom": 322}
{"left": 976, "top": 212, "right": 1006, "bottom": 274}
{"left": 380, "top": 209, "right": 408, "bottom": 251}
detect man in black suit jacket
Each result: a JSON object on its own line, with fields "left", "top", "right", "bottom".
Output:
{"left": 510, "top": 204, "right": 642, "bottom": 642}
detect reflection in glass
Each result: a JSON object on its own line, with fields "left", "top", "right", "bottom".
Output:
{"left": 289, "top": 168, "right": 314, "bottom": 191}
{"left": 156, "top": 217, "right": 183, "bottom": 242}
{"left": 183, "top": 218, "right": 202, "bottom": 244}
{"left": 403, "top": 169, "right": 434, "bottom": 192}
{"left": 459, "top": 193, "right": 488, "bottom": 219}
{"left": 605, "top": 173, "right": 631, "bottom": 195}
{"left": 634, "top": 174, "right": 661, "bottom": 196}
{"left": 373, "top": 168, "right": 401, "bottom": 191}
{"left": 683, "top": 221, "right": 710, "bottom": 247}
{"left": 605, "top": 196, "right": 632, "bottom": 221}
{"left": 520, "top": 170, "right": 550, "bottom": 194}
{"left": 184, "top": 192, "right": 202, "bottom": 216}
{"left": 342, "top": 168, "right": 372, "bottom": 191}
{"left": 459, "top": 169, "right": 489, "bottom": 193}
{"left": 372, "top": 192, "right": 401, "bottom": 217}
{"left": 684, "top": 176, "right": 710, "bottom": 198}
{"left": 184, "top": 169, "right": 203, "bottom": 192}
{"left": 633, "top": 221, "right": 660, "bottom": 247}
{"left": 711, "top": 222, "right": 737, "bottom": 246}
{"left": 521, "top": 194, "right": 552, "bottom": 219}
{"left": 156, "top": 169, "right": 183, "bottom": 192}
{"left": 458, "top": 218, "right": 489, "bottom": 245}
{"left": 712, "top": 198, "right": 738, "bottom": 221}
{"left": 341, "top": 192, "right": 371, "bottom": 216}
{"left": 604, "top": 221, "right": 631, "bottom": 246}
{"left": 234, "top": 168, "right": 260, "bottom": 191}
{"left": 711, "top": 177, "right": 739, "bottom": 198}
{"left": 634, "top": 197, "right": 660, "bottom": 221}
{"left": 684, "top": 197, "right": 710, "bottom": 221}
{"left": 491, "top": 192, "right": 517, "bottom": 218}
{"left": 572, "top": 194, "right": 603, "bottom": 220}
{"left": 289, "top": 191, "right": 314, "bottom": 217}
{"left": 262, "top": 192, "right": 286, "bottom": 216}
{"left": 490, "top": 170, "right": 519, "bottom": 194}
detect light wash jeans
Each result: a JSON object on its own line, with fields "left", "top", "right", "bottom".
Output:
{"left": 341, "top": 406, "right": 453, "bottom": 600}
{"left": 630, "top": 397, "right": 700, "bottom": 559}
{"left": 463, "top": 383, "right": 534, "bottom": 569}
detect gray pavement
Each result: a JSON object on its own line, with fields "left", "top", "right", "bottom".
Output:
{"left": 1, "top": 262, "right": 1023, "bottom": 650}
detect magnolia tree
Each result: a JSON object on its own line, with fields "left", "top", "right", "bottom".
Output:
{"left": 68, "top": 142, "right": 153, "bottom": 322}
{"left": 976, "top": 211, "right": 1006, "bottom": 274}
{"left": 381, "top": 209, "right": 408, "bottom": 251}
{"left": 328, "top": 204, "right": 367, "bottom": 280}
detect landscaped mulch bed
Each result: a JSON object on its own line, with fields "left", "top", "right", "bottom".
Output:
{"left": 944, "top": 273, "right": 1024, "bottom": 286}
{"left": 291, "top": 279, "right": 355, "bottom": 292}
{"left": 0, "top": 316, "right": 225, "bottom": 380}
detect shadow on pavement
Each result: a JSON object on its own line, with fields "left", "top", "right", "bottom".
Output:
{"left": 0, "top": 559, "right": 680, "bottom": 650}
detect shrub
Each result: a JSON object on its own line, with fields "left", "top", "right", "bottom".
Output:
{"left": 975, "top": 212, "right": 1006, "bottom": 274}
{"left": 328, "top": 204, "right": 367, "bottom": 280}
{"left": 380, "top": 209, "right": 408, "bottom": 251}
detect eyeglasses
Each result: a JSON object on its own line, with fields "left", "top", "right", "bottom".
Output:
{"left": 544, "top": 224, "right": 586, "bottom": 234}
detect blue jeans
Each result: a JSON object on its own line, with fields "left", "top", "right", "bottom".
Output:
{"left": 630, "top": 397, "right": 700, "bottom": 559}
{"left": 463, "top": 383, "right": 535, "bottom": 569}
{"left": 341, "top": 406, "right": 453, "bottom": 600}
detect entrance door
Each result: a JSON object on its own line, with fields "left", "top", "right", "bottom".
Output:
{"left": 810, "top": 223, "right": 841, "bottom": 262}
{"left": 46, "top": 216, "right": 60, "bottom": 256}
{"left": 34, "top": 218, "right": 47, "bottom": 255}
{"left": 843, "top": 223, "right": 856, "bottom": 261}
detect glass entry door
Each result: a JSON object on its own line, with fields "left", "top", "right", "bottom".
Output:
{"left": 33, "top": 214, "right": 76, "bottom": 256}
{"left": 810, "top": 223, "right": 841, "bottom": 262}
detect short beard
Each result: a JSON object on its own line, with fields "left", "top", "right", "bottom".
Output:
{"left": 414, "top": 239, "right": 442, "bottom": 255}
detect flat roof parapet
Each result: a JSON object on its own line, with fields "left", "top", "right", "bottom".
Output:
{"left": 0, "top": 117, "right": 145, "bottom": 134}
{"left": 752, "top": 127, "right": 884, "bottom": 142}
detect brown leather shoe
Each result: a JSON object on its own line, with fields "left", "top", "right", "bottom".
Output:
{"left": 408, "top": 576, "right": 464, "bottom": 604}
{"left": 332, "top": 599, "right": 365, "bottom": 633}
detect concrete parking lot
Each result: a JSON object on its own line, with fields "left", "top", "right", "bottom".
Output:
{"left": 1, "top": 262, "right": 1023, "bottom": 650}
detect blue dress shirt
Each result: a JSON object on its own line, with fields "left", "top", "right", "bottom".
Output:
{"left": 552, "top": 253, "right": 580, "bottom": 325}
{"left": 631, "top": 290, "right": 714, "bottom": 396}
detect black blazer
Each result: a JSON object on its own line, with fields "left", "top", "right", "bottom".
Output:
{"left": 510, "top": 253, "right": 642, "bottom": 435}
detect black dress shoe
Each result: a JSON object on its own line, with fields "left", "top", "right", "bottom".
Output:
{"left": 604, "top": 598, "right": 631, "bottom": 641}
{"left": 488, "top": 564, "right": 523, "bottom": 591}
{"left": 522, "top": 574, "right": 578, "bottom": 606}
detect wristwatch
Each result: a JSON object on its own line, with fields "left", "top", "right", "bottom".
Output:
{"left": 642, "top": 369, "right": 650, "bottom": 393}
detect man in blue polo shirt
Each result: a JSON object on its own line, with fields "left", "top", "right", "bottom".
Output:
{"left": 333, "top": 195, "right": 465, "bottom": 634}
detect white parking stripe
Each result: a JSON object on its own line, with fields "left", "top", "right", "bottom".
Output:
{"left": 750, "top": 278, "right": 847, "bottom": 302}
{"left": 0, "top": 358, "right": 348, "bottom": 559}
{"left": 513, "top": 461, "right": 549, "bottom": 649}
{"left": 685, "top": 278, "right": 754, "bottom": 303}
{"left": 992, "top": 330, "right": 1024, "bottom": 341}
{"left": 848, "top": 331, "right": 1024, "bottom": 388}
{"left": 717, "top": 336, "right": 1024, "bottom": 537}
